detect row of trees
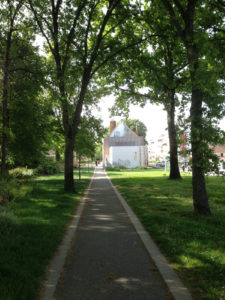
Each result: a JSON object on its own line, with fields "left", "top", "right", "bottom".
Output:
{"left": 106, "top": 0, "right": 225, "bottom": 214}
{"left": 1, "top": 0, "right": 224, "bottom": 214}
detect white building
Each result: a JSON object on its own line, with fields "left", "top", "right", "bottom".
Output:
{"left": 102, "top": 120, "right": 148, "bottom": 168}
{"left": 212, "top": 145, "right": 225, "bottom": 172}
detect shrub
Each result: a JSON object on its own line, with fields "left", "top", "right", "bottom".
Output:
{"left": 105, "top": 166, "right": 121, "bottom": 171}
{"left": 119, "top": 165, "right": 127, "bottom": 170}
{"left": 135, "top": 166, "right": 148, "bottom": 171}
{"left": 9, "top": 167, "right": 35, "bottom": 179}
{"left": 0, "top": 210, "right": 18, "bottom": 235}
{"left": 36, "top": 158, "right": 62, "bottom": 175}
{"left": 0, "top": 178, "right": 16, "bottom": 205}
{"left": 0, "top": 177, "right": 32, "bottom": 205}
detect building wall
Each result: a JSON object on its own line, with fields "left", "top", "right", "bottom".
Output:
{"left": 106, "top": 146, "right": 147, "bottom": 168}
{"left": 103, "top": 136, "right": 145, "bottom": 166}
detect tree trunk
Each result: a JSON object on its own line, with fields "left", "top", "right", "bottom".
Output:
{"left": 188, "top": 45, "right": 211, "bottom": 215}
{"left": 160, "top": 0, "right": 211, "bottom": 214}
{"left": 78, "top": 154, "right": 81, "bottom": 180}
{"left": 190, "top": 88, "right": 211, "bottom": 214}
{"left": 1, "top": 30, "right": 12, "bottom": 176}
{"left": 166, "top": 90, "right": 181, "bottom": 179}
{"left": 64, "top": 133, "right": 75, "bottom": 192}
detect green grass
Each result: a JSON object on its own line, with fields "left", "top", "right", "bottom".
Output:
{"left": 0, "top": 168, "right": 94, "bottom": 300}
{"left": 107, "top": 168, "right": 225, "bottom": 300}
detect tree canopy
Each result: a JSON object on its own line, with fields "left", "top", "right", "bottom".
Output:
{"left": 0, "top": 0, "right": 224, "bottom": 215}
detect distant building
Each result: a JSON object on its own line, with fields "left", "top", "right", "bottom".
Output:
{"left": 148, "top": 134, "right": 169, "bottom": 162}
{"left": 102, "top": 120, "right": 148, "bottom": 168}
{"left": 212, "top": 145, "right": 225, "bottom": 172}
{"left": 212, "top": 145, "right": 225, "bottom": 161}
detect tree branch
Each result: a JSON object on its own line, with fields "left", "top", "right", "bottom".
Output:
{"left": 173, "top": 0, "right": 186, "bottom": 20}
{"left": 62, "top": 1, "right": 88, "bottom": 73}
{"left": 160, "top": 0, "right": 185, "bottom": 41}
{"left": 28, "top": 0, "right": 54, "bottom": 53}
{"left": 90, "top": 37, "right": 148, "bottom": 77}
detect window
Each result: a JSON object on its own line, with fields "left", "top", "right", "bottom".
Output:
{"left": 114, "top": 131, "right": 120, "bottom": 137}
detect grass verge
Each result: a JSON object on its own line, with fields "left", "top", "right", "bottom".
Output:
{"left": 107, "top": 168, "right": 225, "bottom": 300}
{"left": 0, "top": 168, "right": 94, "bottom": 300}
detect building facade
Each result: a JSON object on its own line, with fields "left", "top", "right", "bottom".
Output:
{"left": 102, "top": 120, "right": 148, "bottom": 168}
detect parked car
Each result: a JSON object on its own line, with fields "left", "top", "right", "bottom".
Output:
{"left": 156, "top": 161, "right": 165, "bottom": 168}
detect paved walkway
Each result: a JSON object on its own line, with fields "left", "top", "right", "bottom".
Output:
{"left": 53, "top": 167, "right": 172, "bottom": 300}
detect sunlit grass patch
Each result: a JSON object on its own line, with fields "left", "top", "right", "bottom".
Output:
{"left": 107, "top": 168, "right": 225, "bottom": 300}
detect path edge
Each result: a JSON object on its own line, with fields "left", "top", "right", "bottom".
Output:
{"left": 40, "top": 169, "right": 96, "bottom": 300}
{"left": 105, "top": 170, "right": 193, "bottom": 300}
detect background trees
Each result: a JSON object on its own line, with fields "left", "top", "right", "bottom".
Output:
{"left": 160, "top": 0, "right": 225, "bottom": 214}
{"left": 0, "top": 0, "right": 24, "bottom": 175}
{"left": 123, "top": 119, "right": 148, "bottom": 144}
{"left": 0, "top": 1, "right": 51, "bottom": 170}
{"left": 0, "top": 0, "right": 224, "bottom": 215}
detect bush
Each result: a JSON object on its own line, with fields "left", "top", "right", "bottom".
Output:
{"left": 36, "top": 158, "right": 62, "bottom": 175}
{"left": 119, "top": 165, "right": 127, "bottom": 170}
{"left": 0, "top": 178, "right": 16, "bottom": 205}
{"left": 9, "top": 167, "right": 35, "bottom": 179}
{"left": 135, "top": 166, "right": 148, "bottom": 171}
{"left": 105, "top": 166, "right": 121, "bottom": 171}
{"left": 0, "top": 177, "right": 33, "bottom": 205}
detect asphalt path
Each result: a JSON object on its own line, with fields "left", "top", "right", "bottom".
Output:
{"left": 53, "top": 167, "right": 171, "bottom": 300}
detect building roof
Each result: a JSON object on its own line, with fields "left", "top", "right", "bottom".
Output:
{"left": 213, "top": 145, "right": 225, "bottom": 153}
{"left": 109, "top": 120, "right": 136, "bottom": 138}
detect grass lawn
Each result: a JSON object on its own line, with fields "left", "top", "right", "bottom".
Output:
{"left": 107, "top": 168, "right": 225, "bottom": 300}
{"left": 0, "top": 168, "right": 94, "bottom": 300}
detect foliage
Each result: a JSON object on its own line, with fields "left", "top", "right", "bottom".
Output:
{"left": 7, "top": 38, "right": 51, "bottom": 168}
{"left": 107, "top": 168, "right": 225, "bottom": 300}
{"left": 0, "top": 177, "right": 33, "bottom": 205}
{"left": 105, "top": 166, "right": 121, "bottom": 172}
{"left": 9, "top": 167, "right": 35, "bottom": 179}
{"left": 119, "top": 165, "right": 127, "bottom": 170}
{"left": 123, "top": 119, "right": 148, "bottom": 144}
{"left": 28, "top": 0, "right": 143, "bottom": 192}
{"left": 135, "top": 166, "right": 148, "bottom": 170}
{"left": 36, "top": 157, "right": 62, "bottom": 175}
{"left": 94, "top": 143, "right": 103, "bottom": 161}
{"left": 75, "top": 115, "right": 106, "bottom": 159}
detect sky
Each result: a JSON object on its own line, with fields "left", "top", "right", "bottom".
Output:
{"left": 94, "top": 95, "right": 225, "bottom": 144}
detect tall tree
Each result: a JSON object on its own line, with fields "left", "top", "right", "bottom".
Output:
{"left": 0, "top": 0, "right": 24, "bottom": 175}
{"left": 8, "top": 38, "right": 50, "bottom": 167}
{"left": 28, "top": 0, "right": 143, "bottom": 192}
{"left": 107, "top": 29, "right": 185, "bottom": 179}
{"left": 160, "top": 0, "right": 225, "bottom": 214}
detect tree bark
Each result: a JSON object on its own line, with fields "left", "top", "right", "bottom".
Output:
{"left": 160, "top": 0, "right": 211, "bottom": 214}
{"left": 78, "top": 154, "right": 81, "bottom": 180}
{"left": 188, "top": 44, "right": 211, "bottom": 215}
{"left": 190, "top": 87, "right": 211, "bottom": 214}
{"left": 166, "top": 90, "right": 181, "bottom": 179}
{"left": 64, "top": 131, "right": 75, "bottom": 192}
{"left": 1, "top": 30, "right": 12, "bottom": 176}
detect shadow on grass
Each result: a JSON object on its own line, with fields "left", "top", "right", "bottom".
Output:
{"left": 0, "top": 176, "right": 90, "bottom": 300}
